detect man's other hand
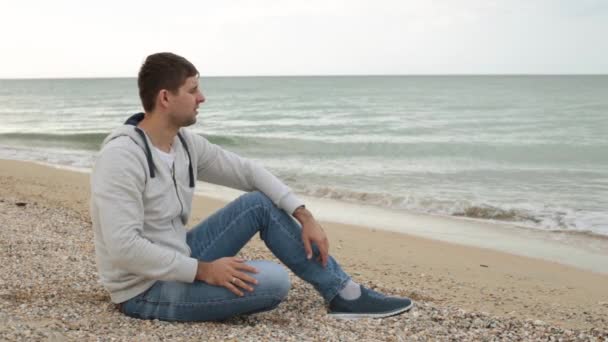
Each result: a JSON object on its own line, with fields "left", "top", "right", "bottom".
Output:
{"left": 196, "top": 257, "right": 259, "bottom": 297}
{"left": 294, "top": 207, "right": 329, "bottom": 267}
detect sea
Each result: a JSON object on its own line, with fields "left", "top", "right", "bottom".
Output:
{"left": 1, "top": 76, "right": 607, "bottom": 237}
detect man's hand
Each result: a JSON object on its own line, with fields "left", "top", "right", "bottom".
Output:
{"left": 196, "top": 257, "right": 259, "bottom": 297}
{"left": 293, "top": 206, "right": 329, "bottom": 267}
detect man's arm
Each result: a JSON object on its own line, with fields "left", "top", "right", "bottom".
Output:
{"left": 189, "top": 132, "right": 330, "bottom": 266}
{"left": 190, "top": 133, "right": 304, "bottom": 215}
{"left": 92, "top": 146, "right": 198, "bottom": 282}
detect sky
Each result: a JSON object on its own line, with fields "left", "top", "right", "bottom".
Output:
{"left": 1, "top": 0, "right": 607, "bottom": 78}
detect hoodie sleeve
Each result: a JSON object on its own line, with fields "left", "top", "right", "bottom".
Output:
{"left": 189, "top": 132, "right": 304, "bottom": 215}
{"left": 91, "top": 145, "right": 198, "bottom": 282}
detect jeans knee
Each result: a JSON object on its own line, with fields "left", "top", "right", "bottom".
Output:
{"left": 273, "top": 267, "right": 291, "bottom": 300}
{"left": 248, "top": 260, "right": 291, "bottom": 301}
{"left": 244, "top": 191, "right": 274, "bottom": 208}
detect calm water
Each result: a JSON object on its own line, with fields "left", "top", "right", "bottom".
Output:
{"left": 1, "top": 76, "right": 607, "bottom": 236}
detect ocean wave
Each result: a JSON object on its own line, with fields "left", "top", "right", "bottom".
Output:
{"left": 203, "top": 134, "right": 257, "bottom": 147}
{"left": 0, "top": 132, "right": 256, "bottom": 151}
{"left": 295, "top": 185, "right": 606, "bottom": 235}
{"left": 0, "top": 132, "right": 108, "bottom": 140}
{"left": 0, "top": 132, "right": 107, "bottom": 150}
{"left": 0, "top": 131, "right": 261, "bottom": 151}
{"left": 452, "top": 206, "right": 542, "bottom": 223}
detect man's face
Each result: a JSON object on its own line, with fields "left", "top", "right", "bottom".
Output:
{"left": 167, "top": 76, "right": 205, "bottom": 127}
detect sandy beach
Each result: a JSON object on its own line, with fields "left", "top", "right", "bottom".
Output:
{"left": 1, "top": 159, "right": 607, "bottom": 341}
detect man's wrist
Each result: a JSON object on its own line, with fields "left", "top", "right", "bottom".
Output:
{"left": 196, "top": 261, "right": 209, "bottom": 281}
{"left": 293, "top": 205, "right": 313, "bottom": 223}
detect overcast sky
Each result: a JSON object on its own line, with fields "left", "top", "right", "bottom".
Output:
{"left": 1, "top": 0, "right": 607, "bottom": 78}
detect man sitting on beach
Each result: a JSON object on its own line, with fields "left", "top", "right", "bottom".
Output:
{"left": 89, "top": 52, "right": 413, "bottom": 321}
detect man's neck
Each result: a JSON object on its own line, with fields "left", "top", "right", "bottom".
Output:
{"left": 137, "top": 112, "right": 178, "bottom": 153}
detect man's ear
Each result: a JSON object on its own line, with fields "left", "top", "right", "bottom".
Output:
{"left": 157, "top": 89, "right": 170, "bottom": 109}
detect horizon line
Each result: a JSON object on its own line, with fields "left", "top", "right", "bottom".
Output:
{"left": 1, "top": 73, "right": 607, "bottom": 80}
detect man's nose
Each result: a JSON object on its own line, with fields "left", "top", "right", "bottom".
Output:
{"left": 198, "top": 92, "right": 206, "bottom": 104}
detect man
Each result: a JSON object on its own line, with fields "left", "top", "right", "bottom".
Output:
{"left": 90, "top": 52, "right": 413, "bottom": 321}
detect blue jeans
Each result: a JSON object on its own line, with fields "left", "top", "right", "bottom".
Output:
{"left": 120, "top": 191, "right": 351, "bottom": 321}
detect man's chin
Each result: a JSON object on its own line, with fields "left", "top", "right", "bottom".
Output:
{"left": 183, "top": 117, "right": 197, "bottom": 127}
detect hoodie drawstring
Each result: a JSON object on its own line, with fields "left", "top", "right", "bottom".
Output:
{"left": 134, "top": 127, "right": 156, "bottom": 179}
{"left": 134, "top": 127, "right": 195, "bottom": 188}
{"left": 176, "top": 133, "right": 195, "bottom": 188}
{"left": 126, "top": 113, "right": 194, "bottom": 188}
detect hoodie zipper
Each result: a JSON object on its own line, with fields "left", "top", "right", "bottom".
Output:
{"left": 172, "top": 163, "right": 184, "bottom": 218}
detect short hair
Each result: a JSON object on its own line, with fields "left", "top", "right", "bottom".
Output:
{"left": 137, "top": 52, "right": 199, "bottom": 112}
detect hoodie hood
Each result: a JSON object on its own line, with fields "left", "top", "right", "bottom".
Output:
{"left": 102, "top": 112, "right": 147, "bottom": 147}
{"left": 103, "top": 112, "right": 194, "bottom": 187}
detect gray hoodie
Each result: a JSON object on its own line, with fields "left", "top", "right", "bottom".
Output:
{"left": 90, "top": 114, "right": 304, "bottom": 303}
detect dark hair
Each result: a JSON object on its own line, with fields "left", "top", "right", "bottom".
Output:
{"left": 137, "top": 52, "right": 199, "bottom": 112}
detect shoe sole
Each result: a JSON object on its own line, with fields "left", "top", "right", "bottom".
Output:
{"left": 328, "top": 301, "right": 414, "bottom": 319}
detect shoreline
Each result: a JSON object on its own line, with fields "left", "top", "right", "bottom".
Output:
{"left": 1, "top": 158, "right": 608, "bottom": 333}
{"left": 10, "top": 157, "right": 608, "bottom": 275}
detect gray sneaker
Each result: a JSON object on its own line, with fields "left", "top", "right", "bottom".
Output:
{"left": 328, "top": 286, "right": 413, "bottom": 319}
